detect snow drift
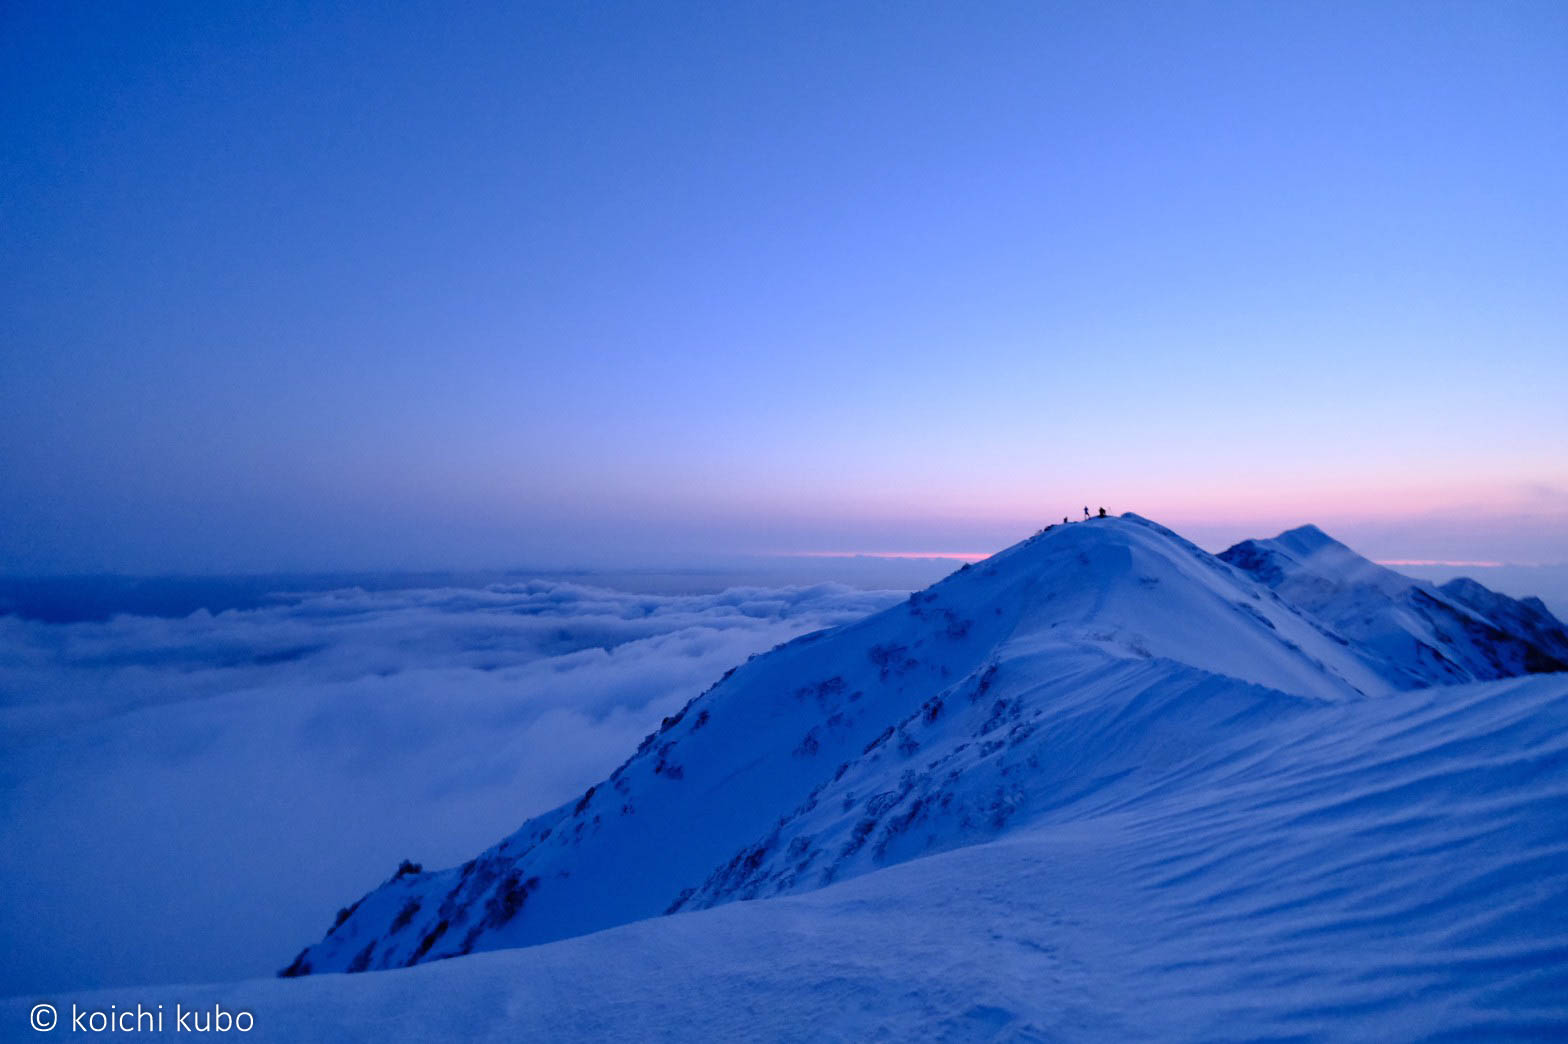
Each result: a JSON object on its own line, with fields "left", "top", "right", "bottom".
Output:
{"left": 15, "top": 671, "right": 1564, "bottom": 1040}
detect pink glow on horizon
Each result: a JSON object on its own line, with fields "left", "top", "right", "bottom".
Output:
{"left": 867, "top": 474, "right": 1566, "bottom": 536}
{"left": 771, "top": 550, "right": 991, "bottom": 562}
{"left": 1377, "top": 559, "right": 1507, "bottom": 568}
{"left": 780, "top": 552, "right": 1526, "bottom": 568}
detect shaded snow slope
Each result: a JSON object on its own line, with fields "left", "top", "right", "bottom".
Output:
{"left": 1440, "top": 576, "right": 1568, "bottom": 667}
{"left": 282, "top": 515, "right": 1461, "bottom": 977}
{"left": 1221, "top": 524, "right": 1568, "bottom": 686}
{"left": 17, "top": 672, "right": 1567, "bottom": 1041}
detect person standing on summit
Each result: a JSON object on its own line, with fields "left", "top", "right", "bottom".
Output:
{"left": 1083, "top": 506, "right": 1090, "bottom": 520}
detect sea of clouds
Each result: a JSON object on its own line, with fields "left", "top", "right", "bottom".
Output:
{"left": 0, "top": 580, "right": 904, "bottom": 996}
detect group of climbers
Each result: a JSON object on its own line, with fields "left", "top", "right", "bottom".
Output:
{"left": 1038, "top": 505, "right": 1110, "bottom": 538}
{"left": 1059, "top": 506, "right": 1109, "bottom": 525}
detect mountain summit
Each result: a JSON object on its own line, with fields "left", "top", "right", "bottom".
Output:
{"left": 281, "top": 515, "right": 1568, "bottom": 981}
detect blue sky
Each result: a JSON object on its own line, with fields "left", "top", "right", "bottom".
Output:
{"left": 3, "top": 1, "right": 1565, "bottom": 572}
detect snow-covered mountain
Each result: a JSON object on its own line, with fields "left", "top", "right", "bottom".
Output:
{"left": 26, "top": 671, "right": 1559, "bottom": 1041}
{"left": 1440, "top": 575, "right": 1568, "bottom": 666}
{"left": 280, "top": 514, "right": 1568, "bottom": 984}
{"left": 1220, "top": 524, "right": 1568, "bottom": 686}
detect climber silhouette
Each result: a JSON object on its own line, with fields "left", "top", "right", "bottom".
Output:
{"left": 1098, "top": 507, "right": 1107, "bottom": 518}
{"left": 1083, "top": 506, "right": 1089, "bottom": 520}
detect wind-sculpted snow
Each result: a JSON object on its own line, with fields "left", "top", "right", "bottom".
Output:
{"left": 0, "top": 580, "right": 899, "bottom": 994}
{"left": 22, "top": 668, "right": 1567, "bottom": 1041}
{"left": 286, "top": 515, "right": 1566, "bottom": 981}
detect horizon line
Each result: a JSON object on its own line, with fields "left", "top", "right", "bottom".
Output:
{"left": 767, "top": 550, "right": 992, "bottom": 562}
{"left": 1376, "top": 559, "right": 1509, "bottom": 568}
{"left": 776, "top": 553, "right": 1540, "bottom": 570}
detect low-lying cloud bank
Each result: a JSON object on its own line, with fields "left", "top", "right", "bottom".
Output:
{"left": 0, "top": 580, "right": 904, "bottom": 996}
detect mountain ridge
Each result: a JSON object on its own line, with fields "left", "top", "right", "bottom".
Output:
{"left": 1220, "top": 524, "right": 1568, "bottom": 684}
{"left": 281, "top": 514, "right": 1568, "bottom": 979}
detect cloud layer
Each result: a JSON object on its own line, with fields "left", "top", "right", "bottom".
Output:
{"left": 0, "top": 580, "right": 902, "bottom": 995}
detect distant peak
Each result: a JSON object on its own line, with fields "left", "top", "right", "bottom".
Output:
{"left": 1271, "top": 524, "right": 1347, "bottom": 557}
{"left": 1521, "top": 595, "right": 1553, "bottom": 617}
{"left": 1439, "top": 576, "right": 1489, "bottom": 598}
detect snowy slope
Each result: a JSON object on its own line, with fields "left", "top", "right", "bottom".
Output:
{"left": 14, "top": 671, "right": 1567, "bottom": 1042}
{"left": 281, "top": 515, "right": 1549, "bottom": 978}
{"left": 1221, "top": 524, "right": 1568, "bottom": 686}
{"left": 1440, "top": 576, "right": 1568, "bottom": 666}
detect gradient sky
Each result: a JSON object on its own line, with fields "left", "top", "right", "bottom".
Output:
{"left": 3, "top": 1, "right": 1566, "bottom": 573}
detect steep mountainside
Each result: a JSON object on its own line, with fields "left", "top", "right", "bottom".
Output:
{"left": 281, "top": 515, "right": 1565, "bottom": 979}
{"left": 1220, "top": 524, "right": 1568, "bottom": 685}
{"left": 37, "top": 669, "right": 1557, "bottom": 1040}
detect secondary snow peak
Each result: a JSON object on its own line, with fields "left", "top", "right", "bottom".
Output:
{"left": 1222, "top": 527, "right": 1568, "bottom": 685}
